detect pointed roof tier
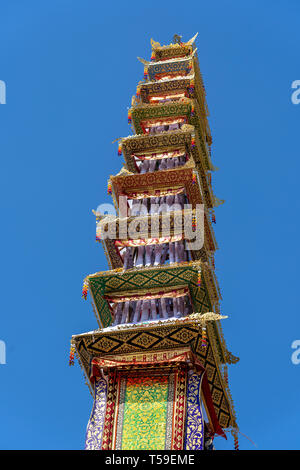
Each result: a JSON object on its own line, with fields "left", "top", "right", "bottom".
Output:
{"left": 82, "top": 261, "right": 220, "bottom": 333}
{"left": 72, "top": 313, "right": 238, "bottom": 431}
{"left": 119, "top": 124, "right": 220, "bottom": 207}
{"left": 137, "top": 48, "right": 209, "bottom": 124}
{"left": 107, "top": 160, "right": 217, "bottom": 253}
{"left": 95, "top": 209, "right": 215, "bottom": 271}
{"left": 71, "top": 34, "right": 239, "bottom": 449}
{"left": 138, "top": 75, "right": 195, "bottom": 104}
{"left": 128, "top": 98, "right": 211, "bottom": 170}
{"left": 146, "top": 54, "right": 197, "bottom": 82}
{"left": 149, "top": 34, "right": 198, "bottom": 62}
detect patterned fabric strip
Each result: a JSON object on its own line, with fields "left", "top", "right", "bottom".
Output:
{"left": 104, "top": 287, "right": 188, "bottom": 304}
{"left": 123, "top": 187, "right": 185, "bottom": 200}
{"left": 185, "top": 371, "right": 204, "bottom": 450}
{"left": 101, "top": 371, "right": 118, "bottom": 450}
{"left": 142, "top": 117, "right": 186, "bottom": 127}
{"left": 113, "top": 376, "right": 127, "bottom": 450}
{"left": 98, "top": 366, "right": 188, "bottom": 450}
{"left": 88, "top": 354, "right": 225, "bottom": 449}
{"left": 120, "top": 375, "right": 169, "bottom": 450}
{"left": 133, "top": 149, "right": 184, "bottom": 160}
{"left": 85, "top": 378, "right": 107, "bottom": 450}
{"left": 189, "top": 353, "right": 226, "bottom": 438}
{"left": 165, "top": 373, "right": 175, "bottom": 450}
{"left": 171, "top": 367, "right": 187, "bottom": 450}
{"left": 91, "top": 349, "right": 190, "bottom": 372}
{"left": 148, "top": 61, "right": 191, "bottom": 80}
{"left": 114, "top": 234, "right": 183, "bottom": 247}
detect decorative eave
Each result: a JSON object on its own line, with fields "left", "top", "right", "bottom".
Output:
{"left": 96, "top": 209, "right": 196, "bottom": 239}
{"left": 149, "top": 34, "right": 198, "bottom": 61}
{"left": 71, "top": 312, "right": 238, "bottom": 429}
{"left": 138, "top": 47, "right": 210, "bottom": 125}
{"left": 192, "top": 51, "right": 210, "bottom": 118}
{"left": 129, "top": 99, "right": 212, "bottom": 171}
{"left": 82, "top": 261, "right": 221, "bottom": 333}
{"left": 95, "top": 208, "right": 213, "bottom": 270}
{"left": 153, "top": 44, "right": 193, "bottom": 61}
{"left": 138, "top": 75, "right": 206, "bottom": 119}
{"left": 97, "top": 237, "right": 220, "bottom": 309}
{"left": 110, "top": 159, "right": 198, "bottom": 199}
{"left": 107, "top": 163, "right": 217, "bottom": 253}
{"left": 120, "top": 125, "right": 217, "bottom": 207}
{"left": 139, "top": 75, "right": 194, "bottom": 102}
{"left": 146, "top": 54, "right": 195, "bottom": 81}
{"left": 130, "top": 99, "right": 192, "bottom": 134}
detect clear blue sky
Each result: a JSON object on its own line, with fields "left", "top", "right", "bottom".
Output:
{"left": 0, "top": 0, "right": 299, "bottom": 450}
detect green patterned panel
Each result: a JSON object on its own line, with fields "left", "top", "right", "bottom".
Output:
{"left": 88, "top": 264, "right": 210, "bottom": 328}
{"left": 131, "top": 102, "right": 209, "bottom": 169}
{"left": 121, "top": 375, "right": 169, "bottom": 450}
{"left": 132, "top": 102, "right": 191, "bottom": 135}
{"left": 148, "top": 59, "right": 191, "bottom": 80}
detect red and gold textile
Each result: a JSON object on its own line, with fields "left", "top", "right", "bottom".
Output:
{"left": 133, "top": 149, "right": 185, "bottom": 161}
{"left": 114, "top": 234, "right": 182, "bottom": 248}
{"left": 122, "top": 187, "right": 185, "bottom": 200}
{"left": 90, "top": 348, "right": 225, "bottom": 442}
{"left": 104, "top": 287, "right": 189, "bottom": 304}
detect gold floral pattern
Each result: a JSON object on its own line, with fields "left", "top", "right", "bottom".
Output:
{"left": 121, "top": 375, "right": 169, "bottom": 450}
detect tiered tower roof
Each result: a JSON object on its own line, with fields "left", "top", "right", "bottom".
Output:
{"left": 71, "top": 34, "right": 239, "bottom": 449}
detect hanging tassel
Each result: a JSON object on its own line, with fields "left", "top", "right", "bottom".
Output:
{"left": 231, "top": 430, "right": 239, "bottom": 451}
{"left": 118, "top": 142, "right": 122, "bottom": 155}
{"left": 151, "top": 51, "right": 155, "bottom": 61}
{"left": 189, "top": 79, "right": 195, "bottom": 95}
{"left": 144, "top": 66, "right": 148, "bottom": 80}
{"left": 96, "top": 234, "right": 101, "bottom": 242}
{"left": 127, "top": 109, "right": 132, "bottom": 124}
{"left": 197, "top": 270, "right": 202, "bottom": 287}
{"left": 211, "top": 212, "right": 216, "bottom": 224}
{"left": 192, "top": 214, "right": 197, "bottom": 231}
{"left": 191, "top": 103, "right": 195, "bottom": 117}
{"left": 82, "top": 279, "right": 89, "bottom": 300}
{"left": 191, "top": 134, "right": 195, "bottom": 149}
{"left": 69, "top": 343, "right": 76, "bottom": 366}
{"left": 136, "top": 86, "right": 141, "bottom": 98}
{"left": 107, "top": 180, "right": 112, "bottom": 195}
{"left": 192, "top": 171, "right": 197, "bottom": 185}
{"left": 201, "top": 326, "right": 207, "bottom": 348}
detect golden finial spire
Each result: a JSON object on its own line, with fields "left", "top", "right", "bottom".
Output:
{"left": 173, "top": 34, "right": 182, "bottom": 44}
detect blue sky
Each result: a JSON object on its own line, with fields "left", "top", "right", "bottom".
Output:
{"left": 0, "top": 0, "right": 299, "bottom": 450}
